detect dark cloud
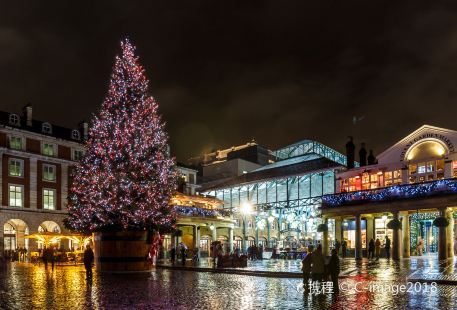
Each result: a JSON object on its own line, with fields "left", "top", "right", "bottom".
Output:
{"left": 1, "top": 1, "right": 457, "bottom": 161}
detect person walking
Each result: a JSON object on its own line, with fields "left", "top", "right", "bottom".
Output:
{"left": 42, "top": 247, "right": 49, "bottom": 269}
{"left": 385, "top": 236, "right": 391, "bottom": 259}
{"left": 301, "top": 245, "right": 314, "bottom": 292}
{"left": 368, "top": 239, "right": 375, "bottom": 259}
{"left": 180, "top": 243, "right": 187, "bottom": 266}
{"left": 170, "top": 246, "right": 176, "bottom": 265}
{"left": 334, "top": 239, "right": 340, "bottom": 255}
{"left": 311, "top": 244, "right": 325, "bottom": 284}
{"left": 328, "top": 249, "right": 340, "bottom": 294}
{"left": 84, "top": 245, "right": 94, "bottom": 280}
{"left": 341, "top": 239, "right": 347, "bottom": 258}
{"left": 50, "top": 247, "right": 56, "bottom": 271}
{"left": 375, "top": 238, "right": 381, "bottom": 260}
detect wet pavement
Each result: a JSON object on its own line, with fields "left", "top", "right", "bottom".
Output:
{"left": 1, "top": 259, "right": 457, "bottom": 309}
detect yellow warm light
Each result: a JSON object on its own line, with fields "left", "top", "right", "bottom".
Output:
{"left": 406, "top": 140, "right": 446, "bottom": 161}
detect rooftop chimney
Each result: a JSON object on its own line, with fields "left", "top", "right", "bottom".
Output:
{"left": 359, "top": 143, "right": 367, "bottom": 166}
{"left": 368, "top": 149, "right": 377, "bottom": 165}
{"left": 78, "top": 121, "right": 89, "bottom": 141}
{"left": 22, "top": 104, "right": 32, "bottom": 127}
{"left": 345, "top": 136, "right": 355, "bottom": 169}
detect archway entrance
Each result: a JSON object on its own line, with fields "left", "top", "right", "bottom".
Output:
{"left": 38, "top": 221, "right": 61, "bottom": 249}
{"left": 3, "top": 219, "right": 29, "bottom": 261}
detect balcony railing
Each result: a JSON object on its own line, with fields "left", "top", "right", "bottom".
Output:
{"left": 322, "top": 178, "right": 457, "bottom": 207}
{"left": 174, "top": 205, "right": 232, "bottom": 218}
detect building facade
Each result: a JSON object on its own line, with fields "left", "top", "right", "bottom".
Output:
{"left": 201, "top": 139, "right": 350, "bottom": 252}
{"left": 0, "top": 106, "right": 86, "bottom": 254}
{"left": 322, "top": 125, "right": 457, "bottom": 260}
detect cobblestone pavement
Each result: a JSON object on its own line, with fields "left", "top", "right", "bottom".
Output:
{"left": 1, "top": 260, "right": 457, "bottom": 310}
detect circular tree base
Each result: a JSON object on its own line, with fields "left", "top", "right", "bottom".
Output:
{"left": 93, "top": 231, "right": 151, "bottom": 272}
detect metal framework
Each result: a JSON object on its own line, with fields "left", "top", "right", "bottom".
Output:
{"left": 273, "top": 140, "right": 348, "bottom": 166}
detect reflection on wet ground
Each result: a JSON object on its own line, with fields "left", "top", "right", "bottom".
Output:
{"left": 0, "top": 260, "right": 456, "bottom": 309}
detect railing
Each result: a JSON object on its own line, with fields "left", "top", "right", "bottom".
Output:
{"left": 322, "top": 178, "right": 457, "bottom": 207}
{"left": 174, "top": 205, "right": 232, "bottom": 218}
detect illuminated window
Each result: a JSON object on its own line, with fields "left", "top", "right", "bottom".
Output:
{"left": 362, "top": 173, "right": 370, "bottom": 190}
{"left": 384, "top": 171, "right": 393, "bottom": 186}
{"left": 426, "top": 161, "right": 434, "bottom": 173}
{"left": 9, "top": 185, "right": 23, "bottom": 207}
{"left": 9, "top": 159, "right": 23, "bottom": 177}
{"left": 42, "top": 143, "right": 55, "bottom": 156}
{"left": 9, "top": 136, "right": 22, "bottom": 150}
{"left": 43, "top": 189, "right": 56, "bottom": 210}
{"left": 436, "top": 159, "right": 444, "bottom": 171}
{"left": 393, "top": 170, "right": 402, "bottom": 184}
{"left": 417, "top": 163, "right": 426, "bottom": 174}
{"left": 408, "top": 164, "right": 417, "bottom": 175}
{"left": 43, "top": 164, "right": 56, "bottom": 182}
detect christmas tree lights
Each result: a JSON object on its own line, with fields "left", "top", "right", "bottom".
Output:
{"left": 65, "top": 39, "right": 177, "bottom": 233}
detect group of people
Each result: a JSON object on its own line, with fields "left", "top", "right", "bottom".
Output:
{"left": 3, "top": 248, "right": 28, "bottom": 262}
{"left": 301, "top": 244, "right": 340, "bottom": 294}
{"left": 169, "top": 242, "right": 188, "bottom": 266}
{"left": 333, "top": 236, "right": 392, "bottom": 260}
{"left": 247, "top": 244, "right": 263, "bottom": 260}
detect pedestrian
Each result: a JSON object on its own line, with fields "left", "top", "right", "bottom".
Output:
{"left": 180, "top": 243, "right": 187, "bottom": 266}
{"left": 341, "top": 239, "right": 347, "bottom": 258}
{"left": 170, "top": 246, "right": 176, "bottom": 265}
{"left": 416, "top": 237, "right": 423, "bottom": 256}
{"left": 311, "top": 244, "right": 325, "bottom": 284}
{"left": 84, "top": 245, "right": 94, "bottom": 280}
{"left": 302, "top": 245, "right": 314, "bottom": 292}
{"left": 334, "top": 239, "right": 340, "bottom": 255}
{"left": 192, "top": 247, "right": 199, "bottom": 265}
{"left": 375, "top": 238, "right": 381, "bottom": 260}
{"left": 385, "top": 236, "right": 391, "bottom": 259}
{"left": 328, "top": 249, "right": 340, "bottom": 293}
{"left": 368, "top": 239, "right": 375, "bottom": 259}
{"left": 50, "top": 247, "right": 56, "bottom": 271}
{"left": 42, "top": 247, "right": 48, "bottom": 269}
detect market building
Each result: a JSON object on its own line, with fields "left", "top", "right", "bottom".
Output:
{"left": 0, "top": 105, "right": 87, "bottom": 255}
{"left": 322, "top": 125, "right": 457, "bottom": 260}
{"left": 199, "top": 140, "right": 351, "bottom": 254}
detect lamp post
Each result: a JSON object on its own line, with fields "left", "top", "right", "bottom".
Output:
{"left": 240, "top": 202, "right": 252, "bottom": 254}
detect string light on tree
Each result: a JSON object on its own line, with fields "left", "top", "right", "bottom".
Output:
{"left": 65, "top": 39, "right": 177, "bottom": 233}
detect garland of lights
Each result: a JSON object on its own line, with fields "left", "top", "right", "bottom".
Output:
{"left": 323, "top": 178, "right": 457, "bottom": 207}
{"left": 174, "top": 206, "right": 232, "bottom": 218}
{"left": 65, "top": 39, "right": 177, "bottom": 233}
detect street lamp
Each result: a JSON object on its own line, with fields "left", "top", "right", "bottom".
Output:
{"left": 240, "top": 202, "right": 252, "bottom": 254}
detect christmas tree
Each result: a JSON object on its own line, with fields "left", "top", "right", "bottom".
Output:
{"left": 65, "top": 39, "right": 177, "bottom": 233}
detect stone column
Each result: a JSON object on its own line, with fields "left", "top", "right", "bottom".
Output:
{"left": 366, "top": 215, "right": 374, "bottom": 242}
{"left": 355, "top": 214, "right": 362, "bottom": 260}
{"left": 401, "top": 167, "right": 408, "bottom": 184}
{"left": 193, "top": 225, "right": 198, "bottom": 249}
{"left": 446, "top": 210, "right": 454, "bottom": 259}
{"left": 229, "top": 227, "right": 234, "bottom": 253}
{"left": 402, "top": 212, "right": 410, "bottom": 258}
{"left": 444, "top": 160, "right": 453, "bottom": 179}
{"left": 334, "top": 217, "right": 342, "bottom": 244}
{"left": 322, "top": 217, "right": 329, "bottom": 256}
{"left": 438, "top": 208, "right": 448, "bottom": 260}
{"left": 212, "top": 225, "right": 217, "bottom": 242}
{"left": 392, "top": 211, "right": 401, "bottom": 260}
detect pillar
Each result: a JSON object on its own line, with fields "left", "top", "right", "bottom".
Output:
{"left": 444, "top": 160, "right": 453, "bottom": 178}
{"left": 229, "top": 227, "right": 234, "bottom": 253}
{"left": 438, "top": 208, "right": 448, "bottom": 260}
{"left": 392, "top": 211, "right": 401, "bottom": 260}
{"left": 402, "top": 213, "right": 410, "bottom": 258}
{"left": 366, "top": 215, "right": 374, "bottom": 242}
{"left": 334, "top": 217, "right": 342, "bottom": 244}
{"left": 355, "top": 214, "right": 362, "bottom": 260}
{"left": 193, "top": 225, "right": 198, "bottom": 249}
{"left": 212, "top": 226, "right": 217, "bottom": 242}
{"left": 322, "top": 218, "right": 329, "bottom": 256}
{"left": 446, "top": 210, "right": 454, "bottom": 259}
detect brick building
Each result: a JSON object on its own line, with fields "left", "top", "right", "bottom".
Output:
{"left": 0, "top": 105, "right": 86, "bottom": 254}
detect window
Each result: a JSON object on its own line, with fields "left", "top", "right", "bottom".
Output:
{"left": 73, "top": 149, "right": 84, "bottom": 161}
{"left": 188, "top": 173, "right": 195, "bottom": 184}
{"left": 9, "top": 136, "right": 22, "bottom": 150}
{"left": 408, "top": 164, "right": 417, "bottom": 175}
{"left": 42, "top": 122, "right": 52, "bottom": 134}
{"left": 417, "top": 163, "right": 426, "bottom": 174}
{"left": 384, "top": 171, "right": 393, "bottom": 186}
{"left": 42, "top": 143, "right": 55, "bottom": 156}
{"left": 71, "top": 130, "right": 80, "bottom": 140}
{"left": 234, "top": 218, "right": 240, "bottom": 227}
{"left": 43, "top": 164, "right": 56, "bottom": 182}
{"left": 9, "top": 114, "right": 20, "bottom": 126}
{"left": 426, "top": 161, "right": 435, "bottom": 173}
{"left": 270, "top": 220, "right": 276, "bottom": 230}
{"left": 43, "top": 189, "right": 56, "bottom": 210}
{"left": 9, "top": 185, "right": 23, "bottom": 207}
{"left": 247, "top": 220, "right": 253, "bottom": 229}
{"left": 8, "top": 159, "right": 23, "bottom": 177}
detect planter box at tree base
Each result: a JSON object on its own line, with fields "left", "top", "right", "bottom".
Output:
{"left": 93, "top": 231, "right": 151, "bottom": 272}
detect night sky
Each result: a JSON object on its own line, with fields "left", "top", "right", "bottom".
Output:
{"left": 1, "top": 1, "right": 457, "bottom": 161}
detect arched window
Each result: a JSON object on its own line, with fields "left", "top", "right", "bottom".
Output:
{"left": 9, "top": 114, "right": 20, "bottom": 126}
{"left": 71, "top": 130, "right": 80, "bottom": 140}
{"left": 42, "top": 122, "right": 52, "bottom": 134}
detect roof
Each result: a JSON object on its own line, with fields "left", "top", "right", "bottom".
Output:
{"left": 0, "top": 110, "right": 85, "bottom": 143}
{"left": 200, "top": 156, "right": 342, "bottom": 191}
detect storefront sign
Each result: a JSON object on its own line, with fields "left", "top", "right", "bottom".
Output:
{"left": 400, "top": 133, "right": 455, "bottom": 161}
